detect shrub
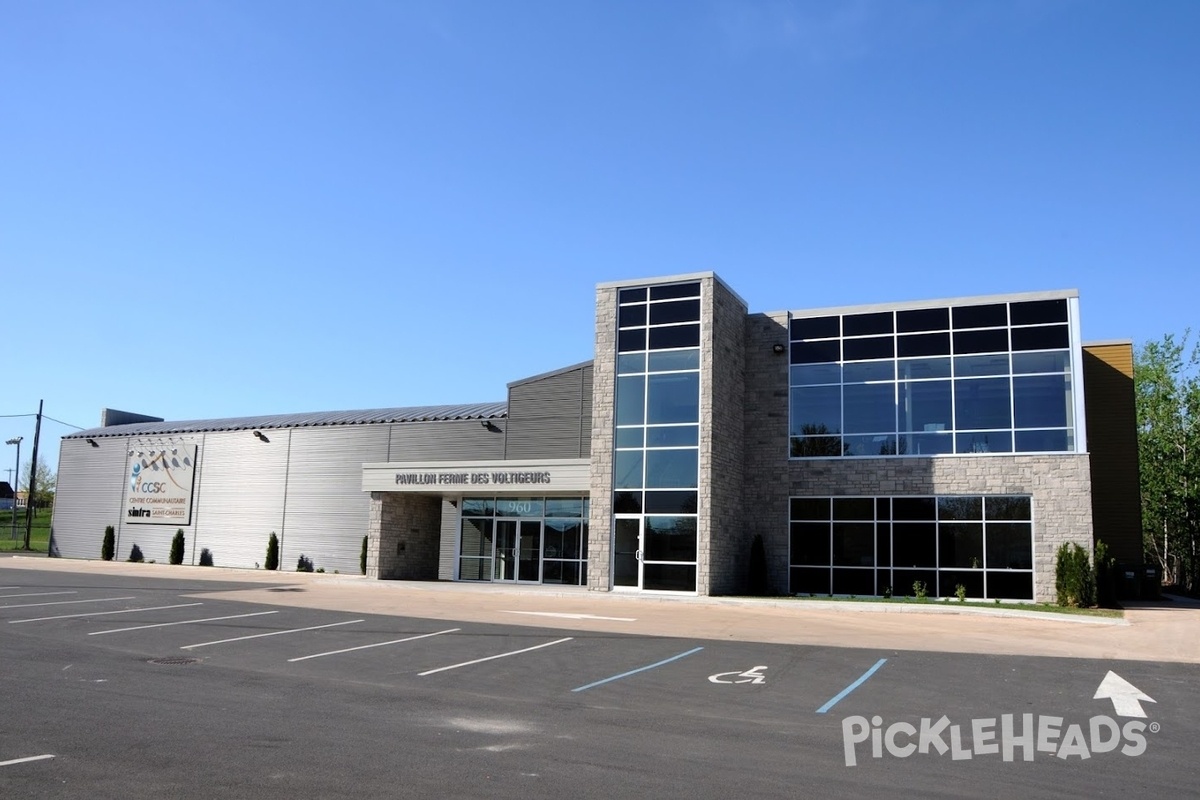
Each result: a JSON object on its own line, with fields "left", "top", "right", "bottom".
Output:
{"left": 169, "top": 529, "right": 185, "bottom": 565}
{"left": 296, "top": 554, "right": 314, "bottom": 573}
{"left": 101, "top": 526, "right": 115, "bottom": 561}
{"left": 265, "top": 532, "right": 279, "bottom": 571}
{"left": 128, "top": 543, "right": 144, "bottom": 563}
{"left": 360, "top": 535, "right": 368, "bottom": 575}
{"left": 1055, "top": 542, "right": 1096, "bottom": 607}
{"left": 748, "top": 534, "right": 768, "bottom": 595}
{"left": 912, "top": 580, "right": 928, "bottom": 600}
{"left": 198, "top": 547, "right": 214, "bottom": 567}
{"left": 955, "top": 583, "right": 967, "bottom": 603}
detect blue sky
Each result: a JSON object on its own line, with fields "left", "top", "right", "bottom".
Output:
{"left": 2, "top": 0, "right": 1197, "bottom": 476}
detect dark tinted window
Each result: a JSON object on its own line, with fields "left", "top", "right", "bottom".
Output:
{"left": 617, "top": 329, "right": 646, "bottom": 352}
{"left": 843, "top": 336, "right": 895, "bottom": 361}
{"left": 649, "top": 324, "right": 700, "bottom": 350}
{"left": 897, "top": 307, "right": 950, "bottom": 333}
{"left": 1011, "top": 325, "right": 1069, "bottom": 351}
{"left": 844, "top": 312, "right": 894, "bottom": 336}
{"left": 644, "top": 490, "right": 698, "bottom": 514}
{"left": 952, "top": 303, "right": 1008, "bottom": 329}
{"left": 791, "top": 340, "right": 840, "bottom": 364}
{"left": 791, "top": 498, "right": 831, "bottom": 520}
{"left": 649, "top": 282, "right": 700, "bottom": 301}
{"left": 953, "top": 328, "right": 1010, "bottom": 354}
{"left": 618, "top": 304, "right": 646, "bottom": 327}
{"left": 791, "top": 316, "right": 840, "bottom": 340}
{"left": 618, "top": 287, "right": 647, "bottom": 303}
{"left": 1010, "top": 298, "right": 1068, "bottom": 325}
{"left": 649, "top": 299, "right": 700, "bottom": 325}
{"left": 897, "top": 332, "right": 950, "bottom": 357}
{"left": 893, "top": 497, "right": 936, "bottom": 520}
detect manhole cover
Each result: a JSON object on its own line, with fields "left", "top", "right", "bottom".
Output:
{"left": 147, "top": 657, "right": 201, "bottom": 666}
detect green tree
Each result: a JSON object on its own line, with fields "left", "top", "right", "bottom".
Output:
{"left": 1136, "top": 332, "right": 1200, "bottom": 592}
{"left": 169, "top": 529, "right": 186, "bottom": 565}
{"left": 265, "top": 532, "right": 279, "bottom": 571}
{"left": 20, "top": 460, "right": 56, "bottom": 510}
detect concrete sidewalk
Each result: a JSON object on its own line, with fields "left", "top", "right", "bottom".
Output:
{"left": 5, "top": 555, "right": 1199, "bottom": 664}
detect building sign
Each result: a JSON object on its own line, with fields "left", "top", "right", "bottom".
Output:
{"left": 363, "top": 459, "right": 590, "bottom": 494}
{"left": 125, "top": 444, "right": 198, "bottom": 525}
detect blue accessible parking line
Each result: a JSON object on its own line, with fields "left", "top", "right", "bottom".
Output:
{"left": 816, "top": 658, "right": 887, "bottom": 714}
{"left": 572, "top": 646, "right": 705, "bottom": 692}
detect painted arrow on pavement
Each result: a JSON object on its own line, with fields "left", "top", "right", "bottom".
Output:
{"left": 1094, "top": 671, "right": 1156, "bottom": 718}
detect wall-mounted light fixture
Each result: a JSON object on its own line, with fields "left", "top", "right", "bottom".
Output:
{"left": 253, "top": 430, "right": 269, "bottom": 442}
{"left": 772, "top": 343, "right": 786, "bottom": 355}
{"left": 86, "top": 438, "right": 99, "bottom": 447}
{"left": 480, "top": 420, "right": 500, "bottom": 432}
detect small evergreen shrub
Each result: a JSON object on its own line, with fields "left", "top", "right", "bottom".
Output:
{"left": 198, "top": 547, "right": 214, "bottom": 567}
{"left": 296, "top": 554, "right": 314, "bottom": 573}
{"left": 128, "top": 543, "right": 144, "bottom": 563}
{"left": 169, "top": 529, "right": 185, "bottom": 565}
{"left": 1055, "top": 542, "right": 1096, "bottom": 607}
{"left": 101, "top": 525, "right": 116, "bottom": 561}
{"left": 360, "top": 535, "right": 368, "bottom": 575}
{"left": 265, "top": 532, "right": 279, "bottom": 571}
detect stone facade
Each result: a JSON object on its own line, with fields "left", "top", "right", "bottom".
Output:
{"left": 367, "top": 492, "right": 442, "bottom": 580}
{"left": 586, "top": 286, "right": 618, "bottom": 591}
{"left": 700, "top": 277, "right": 748, "bottom": 595}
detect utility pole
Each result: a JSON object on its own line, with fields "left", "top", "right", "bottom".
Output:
{"left": 24, "top": 399, "right": 42, "bottom": 551}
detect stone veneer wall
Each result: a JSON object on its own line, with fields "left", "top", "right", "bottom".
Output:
{"left": 586, "top": 285, "right": 618, "bottom": 590}
{"left": 366, "top": 492, "right": 443, "bottom": 580}
{"left": 741, "top": 311, "right": 1095, "bottom": 603}
{"left": 700, "top": 278, "right": 747, "bottom": 595}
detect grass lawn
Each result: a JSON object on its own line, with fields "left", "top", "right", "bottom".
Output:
{"left": 0, "top": 509, "right": 51, "bottom": 553}
{"left": 760, "top": 593, "right": 1124, "bottom": 618}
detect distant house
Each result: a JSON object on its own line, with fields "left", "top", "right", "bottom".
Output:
{"left": 0, "top": 481, "right": 12, "bottom": 511}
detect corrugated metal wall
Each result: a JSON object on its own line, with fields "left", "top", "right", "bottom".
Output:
{"left": 280, "top": 427, "right": 388, "bottom": 574}
{"left": 53, "top": 418, "right": 505, "bottom": 574}
{"left": 1083, "top": 343, "right": 1143, "bottom": 564}
{"left": 114, "top": 439, "right": 204, "bottom": 564}
{"left": 50, "top": 438, "right": 128, "bottom": 559}
{"left": 505, "top": 365, "right": 593, "bottom": 459}
{"left": 190, "top": 431, "right": 288, "bottom": 568}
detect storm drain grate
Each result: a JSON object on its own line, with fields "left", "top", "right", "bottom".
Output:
{"left": 147, "top": 656, "right": 201, "bottom": 666}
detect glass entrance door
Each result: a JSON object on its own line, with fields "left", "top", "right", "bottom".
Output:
{"left": 494, "top": 519, "right": 541, "bottom": 583}
{"left": 613, "top": 517, "right": 641, "bottom": 588}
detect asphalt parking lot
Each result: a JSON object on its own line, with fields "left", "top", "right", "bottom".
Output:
{"left": 2, "top": 564, "right": 1198, "bottom": 799}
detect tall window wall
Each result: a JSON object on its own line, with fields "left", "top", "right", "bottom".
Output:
{"left": 789, "top": 297, "right": 1078, "bottom": 458}
{"left": 613, "top": 281, "right": 701, "bottom": 592}
{"left": 789, "top": 495, "right": 1034, "bottom": 600}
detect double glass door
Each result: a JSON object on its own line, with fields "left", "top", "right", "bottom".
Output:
{"left": 493, "top": 519, "right": 541, "bottom": 582}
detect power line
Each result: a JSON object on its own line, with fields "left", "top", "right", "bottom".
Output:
{"left": 0, "top": 413, "right": 36, "bottom": 419}
{"left": 43, "top": 415, "right": 85, "bottom": 431}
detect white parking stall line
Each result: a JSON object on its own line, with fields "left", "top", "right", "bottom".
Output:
{"left": 288, "top": 628, "right": 461, "bottom": 663}
{"left": 89, "top": 610, "right": 279, "bottom": 636}
{"left": 1, "top": 596, "right": 137, "bottom": 610}
{"left": 0, "top": 591, "right": 77, "bottom": 601}
{"left": 418, "top": 637, "right": 574, "bottom": 676}
{"left": 0, "top": 586, "right": 20, "bottom": 590}
{"left": 0, "top": 754, "right": 55, "bottom": 767}
{"left": 182, "top": 619, "right": 367, "bottom": 650}
{"left": 10, "top": 603, "right": 204, "bottom": 625}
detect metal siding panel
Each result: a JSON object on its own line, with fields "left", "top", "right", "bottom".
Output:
{"left": 439, "top": 497, "right": 459, "bottom": 580}
{"left": 505, "top": 366, "right": 589, "bottom": 459}
{"left": 389, "top": 420, "right": 505, "bottom": 461}
{"left": 281, "top": 427, "right": 390, "bottom": 574}
{"left": 115, "top": 438, "right": 204, "bottom": 563}
{"left": 190, "top": 431, "right": 288, "bottom": 569}
{"left": 50, "top": 439, "right": 128, "bottom": 559}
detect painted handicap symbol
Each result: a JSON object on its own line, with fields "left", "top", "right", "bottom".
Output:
{"left": 708, "top": 665, "right": 768, "bottom": 685}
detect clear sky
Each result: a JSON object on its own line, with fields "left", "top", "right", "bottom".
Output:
{"left": 2, "top": 0, "right": 1197, "bottom": 476}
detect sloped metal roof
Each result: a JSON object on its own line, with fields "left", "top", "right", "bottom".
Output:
{"left": 65, "top": 402, "right": 508, "bottom": 439}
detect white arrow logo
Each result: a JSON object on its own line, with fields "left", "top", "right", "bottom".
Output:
{"left": 1093, "top": 671, "right": 1156, "bottom": 718}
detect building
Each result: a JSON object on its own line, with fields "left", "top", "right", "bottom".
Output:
{"left": 51, "top": 272, "right": 1141, "bottom": 602}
